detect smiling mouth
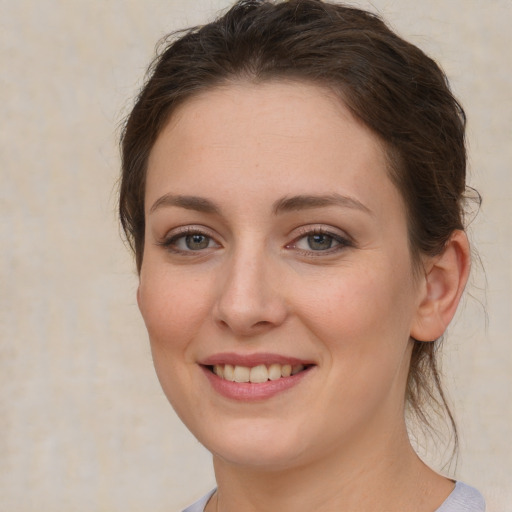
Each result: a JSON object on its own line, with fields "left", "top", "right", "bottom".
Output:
{"left": 207, "top": 363, "right": 312, "bottom": 383}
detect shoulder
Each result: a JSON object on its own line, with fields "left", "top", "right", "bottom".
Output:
{"left": 435, "top": 482, "right": 486, "bottom": 512}
{"left": 182, "top": 484, "right": 485, "bottom": 512}
{"left": 181, "top": 489, "right": 216, "bottom": 512}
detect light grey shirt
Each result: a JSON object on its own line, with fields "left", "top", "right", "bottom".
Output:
{"left": 182, "top": 481, "right": 485, "bottom": 512}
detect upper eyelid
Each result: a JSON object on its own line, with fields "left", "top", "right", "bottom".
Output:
{"left": 160, "top": 225, "right": 218, "bottom": 241}
{"left": 290, "top": 224, "right": 353, "bottom": 242}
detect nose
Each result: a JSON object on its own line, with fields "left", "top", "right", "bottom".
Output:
{"left": 213, "top": 246, "right": 288, "bottom": 337}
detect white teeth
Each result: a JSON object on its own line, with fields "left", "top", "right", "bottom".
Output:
{"left": 223, "top": 364, "right": 235, "bottom": 381}
{"left": 213, "top": 365, "right": 224, "bottom": 379}
{"left": 233, "top": 365, "right": 250, "bottom": 383}
{"left": 268, "top": 363, "right": 282, "bottom": 381}
{"left": 212, "top": 363, "right": 308, "bottom": 382}
{"left": 281, "top": 364, "right": 292, "bottom": 377}
{"left": 249, "top": 364, "right": 269, "bottom": 383}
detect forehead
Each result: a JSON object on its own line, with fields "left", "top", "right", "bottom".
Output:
{"left": 146, "top": 80, "right": 401, "bottom": 218}
{"left": 153, "top": 80, "right": 377, "bottom": 159}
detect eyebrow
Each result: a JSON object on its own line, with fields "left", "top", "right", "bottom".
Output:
{"left": 149, "top": 194, "right": 221, "bottom": 215}
{"left": 149, "top": 192, "right": 372, "bottom": 216}
{"left": 272, "top": 193, "right": 373, "bottom": 216}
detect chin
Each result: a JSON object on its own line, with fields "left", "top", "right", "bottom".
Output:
{"left": 193, "top": 416, "right": 311, "bottom": 470}
{"left": 212, "top": 441, "right": 307, "bottom": 471}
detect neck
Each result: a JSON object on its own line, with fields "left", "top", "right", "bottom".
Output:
{"left": 208, "top": 422, "right": 453, "bottom": 512}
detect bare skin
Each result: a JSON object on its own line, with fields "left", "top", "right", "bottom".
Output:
{"left": 207, "top": 431, "right": 454, "bottom": 512}
{"left": 139, "top": 81, "right": 469, "bottom": 512}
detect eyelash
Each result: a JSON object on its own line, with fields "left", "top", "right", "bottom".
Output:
{"left": 158, "top": 226, "right": 353, "bottom": 256}
{"left": 286, "top": 227, "right": 353, "bottom": 256}
{"left": 158, "top": 226, "right": 219, "bottom": 255}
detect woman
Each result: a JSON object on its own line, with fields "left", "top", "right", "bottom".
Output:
{"left": 119, "top": 1, "right": 485, "bottom": 510}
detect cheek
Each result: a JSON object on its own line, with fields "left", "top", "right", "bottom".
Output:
{"left": 138, "top": 267, "right": 214, "bottom": 356}
{"left": 300, "top": 267, "right": 411, "bottom": 329}
{"left": 137, "top": 268, "right": 215, "bottom": 418}
{"left": 293, "top": 261, "right": 416, "bottom": 372}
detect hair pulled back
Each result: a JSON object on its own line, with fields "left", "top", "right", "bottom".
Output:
{"left": 120, "top": 0, "right": 472, "bottom": 451}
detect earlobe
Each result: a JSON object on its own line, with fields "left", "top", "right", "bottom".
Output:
{"left": 411, "top": 230, "right": 471, "bottom": 342}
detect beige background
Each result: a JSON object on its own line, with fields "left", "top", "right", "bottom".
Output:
{"left": 1, "top": 1, "right": 510, "bottom": 511}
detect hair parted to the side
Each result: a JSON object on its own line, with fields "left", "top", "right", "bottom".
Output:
{"left": 120, "top": 0, "right": 478, "bottom": 459}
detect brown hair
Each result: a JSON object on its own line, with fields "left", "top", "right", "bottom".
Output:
{"left": 120, "top": 0, "right": 474, "bottom": 453}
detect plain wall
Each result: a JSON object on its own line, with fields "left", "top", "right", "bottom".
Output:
{"left": 1, "top": 1, "right": 510, "bottom": 510}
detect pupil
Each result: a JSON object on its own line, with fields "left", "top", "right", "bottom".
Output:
{"left": 186, "top": 234, "right": 209, "bottom": 250}
{"left": 308, "top": 234, "right": 332, "bottom": 250}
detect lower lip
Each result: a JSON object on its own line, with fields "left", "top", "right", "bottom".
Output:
{"left": 201, "top": 365, "right": 313, "bottom": 401}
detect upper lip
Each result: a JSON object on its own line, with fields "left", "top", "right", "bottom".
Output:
{"left": 200, "top": 352, "right": 315, "bottom": 367}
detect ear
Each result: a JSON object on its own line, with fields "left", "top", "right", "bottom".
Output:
{"left": 411, "top": 230, "right": 471, "bottom": 342}
{"left": 136, "top": 284, "right": 143, "bottom": 314}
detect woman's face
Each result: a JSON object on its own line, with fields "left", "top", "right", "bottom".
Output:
{"left": 138, "top": 81, "right": 425, "bottom": 469}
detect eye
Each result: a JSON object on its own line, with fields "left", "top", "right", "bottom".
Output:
{"left": 300, "top": 233, "right": 339, "bottom": 251}
{"left": 159, "top": 227, "right": 220, "bottom": 254}
{"left": 287, "top": 227, "right": 352, "bottom": 255}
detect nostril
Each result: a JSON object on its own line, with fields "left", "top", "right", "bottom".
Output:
{"left": 254, "top": 320, "right": 272, "bottom": 327}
